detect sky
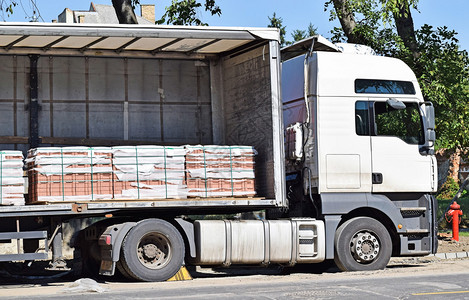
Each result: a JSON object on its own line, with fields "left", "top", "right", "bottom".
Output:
{"left": 3, "top": 0, "right": 468, "bottom": 51}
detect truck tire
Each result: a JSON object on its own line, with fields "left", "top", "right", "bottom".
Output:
{"left": 119, "top": 219, "right": 184, "bottom": 282}
{"left": 116, "top": 260, "right": 134, "bottom": 280}
{"left": 334, "top": 217, "right": 392, "bottom": 271}
{"left": 72, "top": 232, "right": 100, "bottom": 278}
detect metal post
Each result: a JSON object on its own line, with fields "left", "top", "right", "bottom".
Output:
{"left": 16, "top": 218, "right": 21, "bottom": 254}
{"left": 47, "top": 217, "right": 69, "bottom": 270}
{"left": 52, "top": 221, "right": 63, "bottom": 261}
{"left": 29, "top": 55, "right": 40, "bottom": 149}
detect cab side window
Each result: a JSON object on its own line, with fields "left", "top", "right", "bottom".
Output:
{"left": 355, "top": 101, "right": 370, "bottom": 136}
{"left": 355, "top": 100, "right": 424, "bottom": 145}
{"left": 374, "top": 102, "right": 424, "bottom": 144}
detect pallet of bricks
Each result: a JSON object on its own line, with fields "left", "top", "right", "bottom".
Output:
{"left": 112, "top": 146, "right": 187, "bottom": 200}
{"left": 113, "top": 145, "right": 256, "bottom": 200}
{"left": 185, "top": 145, "right": 256, "bottom": 198}
{"left": 26, "top": 147, "right": 113, "bottom": 203}
{"left": 26, "top": 145, "right": 256, "bottom": 203}
{"left": 0, "top": 151, "right": 25, "bottom": 206}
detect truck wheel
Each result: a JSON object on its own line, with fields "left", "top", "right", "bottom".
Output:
{"left": 119, "top": 219, "right": 184, "bottom": 282}
{"left": 116, "top": 260, "right": 133, "bottom": 280}
{"left": 72, "top": 233, "right": 100, "bottom": 278}
{"left": 334, "top": 217, "right": 392, "bottom": 271}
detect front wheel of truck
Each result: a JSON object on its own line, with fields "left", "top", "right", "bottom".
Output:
{"left": 334, "top": 217, "right": 392, "bottom": 271}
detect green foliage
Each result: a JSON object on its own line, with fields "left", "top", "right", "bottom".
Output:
{"left": 410, "top": 25, "right": 469, "bottom": 151}
{"left": 291, "top": 23, "right": 318, "bottom": 43}
{"left": 307, "top": 23, "right": 319, "bottom": 37}
{"left": 327, "top": 0, "right": 469, "bottom": 152}
{"left": 268, "top": 14, "right": 319, "bottom": 47}
{"left": 438, "top": 176, "right": 466, "bottom": 200}
{"left": 0, "top": 0, "right": 42, "bottom": 21}
{"left": 156, "top": 0, "right": 221, "bottom": 26}
{"left": 379, "top": 0, "right": 419, "bottom": 21}
{"left": 5, "top": 2, "right": 16, "bottom": 15}
{"left": 268, "top": 12, "right": 287, "bottom": 47}
{"left": 325, "top": 0, "right": 402, "bottom": 55}
{"left": 325, "top": 0, "right": 420, "bottom": 24}
{"left": 0, "top": 1, "right": 17, "bottom": 17}
{"left": 291, "top": 29, "right": 307, "bottom": 43}
{"left": 437, "top": 193, "right": 469, "bottom": 229}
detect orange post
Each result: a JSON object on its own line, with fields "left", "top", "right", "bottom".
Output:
{"left": 446, "top": 201, "right": 463, "bottom": 241}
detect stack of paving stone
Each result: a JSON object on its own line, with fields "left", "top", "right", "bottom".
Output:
{"left": 0, "top": 151, "right": 25, "bottom": 206}
{"left": 25, "top": 145, "right": 257, "bottom": 203}
{"left": 112, "top": 146, "right": 187, "bottom": 200}
{"left": 26, "top": 147, "right": 113, "bottom": 203}
{"left": 185, "top": 145, "right": 256, "bottom": 198}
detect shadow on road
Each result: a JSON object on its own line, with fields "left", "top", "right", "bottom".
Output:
{"left": 188, "top": 260, "right": 340, "bottom": 279}
{"left": 0, "top": 258, "right": 429, "bottom": 285}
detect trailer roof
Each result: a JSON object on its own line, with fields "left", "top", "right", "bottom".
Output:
{"left": 0, "top": 23, "right": 279, "bottom": 58}
{"left": 281, "top": 35, "right": 341, "bottom": 61}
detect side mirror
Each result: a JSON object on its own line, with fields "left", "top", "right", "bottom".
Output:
{"left": 420, "top": 102, "right": 436, "bottom": 155}
{"left": 426, "top": 129, "right": 436, "bottom": 143}
{"left": 387, "top": 98, "right": 406, "bottom": 110}
{"left": 425, "top": 102, "right": 435, "bottom": 130}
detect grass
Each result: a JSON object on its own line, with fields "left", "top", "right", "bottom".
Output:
{"left": 437, "top": 194, "right": 469, "bottom": 230}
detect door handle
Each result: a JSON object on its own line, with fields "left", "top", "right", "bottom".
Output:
{"left": 372, "top": 173, "right": 383, "bottom": 184}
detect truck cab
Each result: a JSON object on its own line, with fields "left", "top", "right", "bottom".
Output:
{"left": 282, "top": 36, "right": 438, "bottom": 270}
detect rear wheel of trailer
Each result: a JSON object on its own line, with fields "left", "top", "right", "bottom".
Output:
{"left": 118, "top": 219, "right": 185, "bottom": 282}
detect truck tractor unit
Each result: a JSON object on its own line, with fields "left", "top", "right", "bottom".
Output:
{"left": 0, "top": 23, "right": 437, "bottom": 281}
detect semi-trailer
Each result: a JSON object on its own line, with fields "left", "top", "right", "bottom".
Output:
{"left": 0, "top": 23, "right": 437, "bottom": 282}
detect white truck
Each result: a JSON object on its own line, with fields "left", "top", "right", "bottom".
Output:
{"left": 0, "top": 23, "right": 437, "bottom": 282}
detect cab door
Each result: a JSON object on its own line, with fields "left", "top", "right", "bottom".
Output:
{"left": 369, "top": 99, "right": 434, "bottom": 193}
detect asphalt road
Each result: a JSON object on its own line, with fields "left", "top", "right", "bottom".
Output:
{"left": 1, "top": 258, "right": 469, "bottom": 299}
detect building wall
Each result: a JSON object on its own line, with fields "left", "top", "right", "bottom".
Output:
{"left": 57, "top": 3, "right": 154, "bottom": 24}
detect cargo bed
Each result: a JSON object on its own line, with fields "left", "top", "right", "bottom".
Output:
{"left": 0, "top": 23, "right": 285, "bottom": 211}
{"left": 0, "top": 197, "right": 276, "bottom": 218}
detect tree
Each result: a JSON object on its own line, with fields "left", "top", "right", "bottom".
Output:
{"left": 328, "top": 0, "right": 368, "bottom": 44}
{"left": 0, "top": 0, "right": 16, "bottom": 17}
{"left": 326, "top": 0, "right": 401, "bottom": 55}
{"left": 326, "top": 0, "right": 469, "bottom": 183}
{"left": 0, "top": 0, "right": 42, "bottom": 21}
{"left": 268, "top": 12, "right": 287, "bottom": 47}
{"left": 291, "top": 23, "right": 318, "bottom": 43}
{"left": 112, "top": 0, "right": 138, "bottom": 24}
{"left": 156, "top": 0, "right": 221, "bottom": 26}
{"left": 414, "top": 25, "right": 469, "bottom": 181}
{"left": 268, "top": 14, "right": 319, "bottom": 47}
{"left": 112, "top": 0, "right": 221, "bottom": 26}
{"left": 389, "top": 0, "right": 419, "bottom": 58}
{"left": 3, "top": 0, "right": 221, "bottom": 25}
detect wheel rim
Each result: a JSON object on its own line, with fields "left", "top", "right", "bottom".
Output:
{"left": 350, "top": 230, "right": 380, "bottom": 263}
{"left": 136, "top": 232, "right": 172, "bottom": 270}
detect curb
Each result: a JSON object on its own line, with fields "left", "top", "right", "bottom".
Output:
{"left": 429, "top": 252, "right": 469, "bottom": 259}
